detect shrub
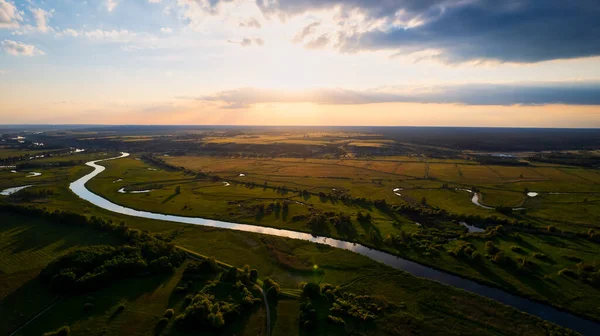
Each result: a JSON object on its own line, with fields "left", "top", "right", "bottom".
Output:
{"left": 510, "top": 246, "right": 524, "bottom": 253}
{"left": 41, "top": 241, "right": 185, "bottom": 294}
{"left": 263, "top": 278, "right": 280, "bottom": 301}
{"left": 83, "top": 303, "right": 95, "bottom": 312}
{"left": 491, "top": 252, "right": 507, "bottom": 264}
{"left": 164, "top": 308, "right": 175, "bottom": 318}
{"left": 532, "top": 252, "right": 549, "bottom": 260}
{"left": 116, "top": 304, "right": 126, "bottom": 313}
{"left": 299, "top": 301, "right": 318, "bottom": 330}
{"left": 558, "top": 268, "right": 578, "bottom": 278}
{"left": 485, "top": 241, "right": 498, "bottom": 255}
{"left": 43, "top": 326, "right": 70, "bottom": 336}
{"left": 157, "top": 317, "right": 170, "bottom": 328}
{"left": 302, "top": 282, "right": 322, "bottom": 299}
{"left": 249, "top": 269, "right": 259, "bottom": 283}
{"left": 327, "top": 315, "right": 346, "bottom": 326}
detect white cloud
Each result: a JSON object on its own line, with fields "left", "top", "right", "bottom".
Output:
{"left": 61, "top": 28, "right": 79, "bottom": 37}
{"left": 160, "top": 27, "right": 172, "bottom": 34}
{"left": 30, "top": 7, "right": 52, "bottom": 33}
{"left": 0, "top": 0, "right": 22, "bottom": 29}
{"left": 85, "top": 29, "right": 137, "bottom": 42}
{"left": 148, "top": 0, "right": 162, "bottom": 3}
{"left": 106, "top": 0, "right": 119, "bottom": 12}
{"left": 228, "top": 37, "right": 264, "bottom": 47}
{"left": 240, "top": 17, "right": 261, "bottom": 28}
{"left": 1, "top": 39, "right": 44, "bottom": 56}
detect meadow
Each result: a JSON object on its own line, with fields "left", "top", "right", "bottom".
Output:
{"left": 0, "top": 211, "right": 577, "bottom": 336}
{"left": 11, "top": 151, "right": 590, "bottom": 322}
{"left": 1, "top": 129, "right": 599, "bottom": 335}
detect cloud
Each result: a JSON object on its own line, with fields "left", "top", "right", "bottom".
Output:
{"left": 192, "top": 82, "right": 600, "bottom": 108}
{"left": 251, "top": 0, "right": 600, "bottom": 63}
{"left": 293, "top": 21, "right": 319, "bottom": 43}
{"left": 239, "top": 17, "right": 261, "bottom": 28}
{"left": 60, "top": 28, "right": 79, "bottom": 37}
{"left": 177, "top": 0, "right": 236, "bottom": 17}
{"left": 1, "top": 39, "right": 44, "bottom": 56}
{"left": 106, "top": 0, "right": 119, "bottom": 12}
{"left": 85, "top": 29, "right": 138, "bottom": 42}
{"left": 228, "top": 37, "right": 264, "bottom": 47}
{"left": 305, "top": 34, "right": 330, "bottom": 49}
{"left": 30, "top": 7, "right": 52, "bottom": 33}
{"left": 160, "top": 27, "right": 172, "bottom": 33}
{"left": 0, "top": 0, "right": 22, "bottom": 29}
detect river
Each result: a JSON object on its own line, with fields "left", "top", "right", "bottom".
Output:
{"left": 69, "top": 153, "right": 598, "bottom": 335}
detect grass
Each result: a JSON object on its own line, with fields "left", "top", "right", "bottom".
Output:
{"left": 0, "top": 212, "right": 121, "bottom": 334}
{"left": 0, "top": 209, "right": 582, "bottom": 336}
{"left": 2, "top": 151, "right": 600, "bottom": 328}
{"left": 0, "top": 148, "right": 63, "bottom": 159}
{"left": 86, "top": 154, "right": 600, "bottom": 321}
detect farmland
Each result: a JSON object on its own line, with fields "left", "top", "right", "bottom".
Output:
{"left": 1, "top": 126, "right": 600, "bottom": 335}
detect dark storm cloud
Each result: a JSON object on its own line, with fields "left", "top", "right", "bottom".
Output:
{"left": 254, "top": 0, "right": 600, "bottom": 63}
{"left": 193, "top": 82, "right": 600, "bottom": 108}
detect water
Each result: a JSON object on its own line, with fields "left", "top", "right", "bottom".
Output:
{"left": 27, "top": 172, "right": 41, "bottom": 177}
{"left": 69, "top": 153, "right": 599, "bottom": 335}
{"left": 456, "top": 188, "right": 526, "bottom": 211}
{"left": 118, "top": 188, "right": 152, "bottom": 194}
{"left": 460, "top": 221, "right": 486, "bottom": 233}
{"left": 1, "top": 185, "right": 32, "bottom": 196}
{"left": 527, "top": 192, "right": 539, "bottom": 197}
{"left": 471, "top": 193, "right": 494, "bottom": 209}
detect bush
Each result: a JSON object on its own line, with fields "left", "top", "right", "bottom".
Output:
{"left": 327, "top": 315, "right": 346, "bottom": 326}
{"left": 41, "top": 241, "right": 185, "bottom": 294}
{"left": 510, "top": 246, "right": 524, "bottom": 253}
{"left": 43, "top": 326, "right": 70, "bottom": 336}
{"left": 116, "top": 304, "right": 126, "bottom": 313}
{"left": 299, "top": 301, "right": 318, "bottom": 330}
{"left": 485, "top": 241, "right": 498, "bottom": 255}
{"left": 263, "top": 278, "right": 280, "bottom": 301}
{"left": 558, "top": 268, "right": 578, "bottom": 278}
{"left": 157, "top": 317, "right": 170, "bottom": 328}
{"left": 164, "top": 308, "right": 175, "bottom": 318}
{"left": 302, "top": 282, "right": 322, "bottom": 299}
{"left": 83, "top": 303, "right": 95, "bottom": 312}
{"left": 249, "top": 269, "right": 259, "bottom": 283}
{"left": 532, "top": 252, "right": 549, "bottom": 260}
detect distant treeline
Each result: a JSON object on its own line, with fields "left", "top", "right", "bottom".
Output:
{"left": 529, "top": 153, "right": 600, "bottom": 168}
{"left": 474, "top": 156, "right": 529, "bottom": 166}
{"left": 0, "top": 148, "right": 70, "bottom": 164}
{"left": 16, "top": 160, "right": 80, "bottom": 169}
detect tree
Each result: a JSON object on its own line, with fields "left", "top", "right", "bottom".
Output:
{"left": 43, "top": 326, "right": 70, "bottom": 336}
{"left": 302, "top": 282, "right": 321, "bottom": 299}
{"left": 175, "top": 186, "right": 181, "bottom": 194}
{"left": 263, "top": 278, "right": 280, "bottom": 301}
{"left": 250, "top": 269, "right": 259, "bottom": 283}
{"left": 485, "top": 241, "right": 498, "bottom": 255}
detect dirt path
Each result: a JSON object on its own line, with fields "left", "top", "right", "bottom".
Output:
{"left": 9, "top": 298, "right": 62, "bottom": 336}
{"left": 255, "top": 285, "right": 271, "bottom": 336}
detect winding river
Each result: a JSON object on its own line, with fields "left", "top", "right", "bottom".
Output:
{"left": 69, "top": 153, "right": 598, "bottom": 335}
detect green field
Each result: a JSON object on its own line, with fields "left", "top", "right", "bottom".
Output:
{"left": 1, "top": 142, "right": 600, "bottom": 335}
{"left": 0, "top": 211, "right": 579, "bottom": 336}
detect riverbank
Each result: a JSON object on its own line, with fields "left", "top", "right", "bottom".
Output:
{"left": 67, "top": 153, "right": 600, "bottom": 335}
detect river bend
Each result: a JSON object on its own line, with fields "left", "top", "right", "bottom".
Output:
{"left": 69, "top": 153, "right": 598, "bottom": 335}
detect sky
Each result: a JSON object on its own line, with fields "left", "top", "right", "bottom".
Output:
{"left": 1, "top": 0, "right": 600, "bottom": 127}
